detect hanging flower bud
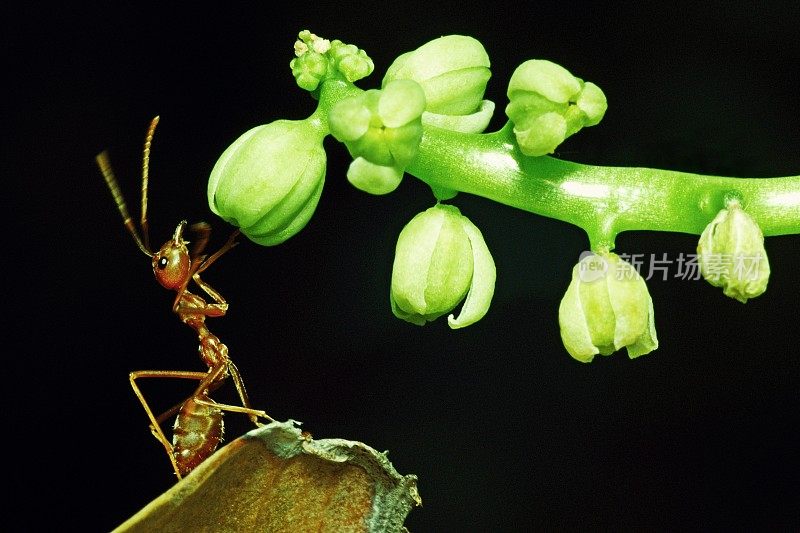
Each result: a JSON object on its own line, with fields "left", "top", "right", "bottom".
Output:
{"left": 558, "top": 252, "right": 658, "bottom": 363}
{"left": 329, "top": 79, "right": 425, "bottom": 194}
{"left": 207, "top": 118, "right": 326, "bottom": 246}
{"left": 391, "top": 204, "right": 496, "bottom": 329}
{"left": 383, "top": 35, "right": 494, "bottom": 134}
{"left": 697, "top": 201, "right": 770, "bottom": 303}
{"left": 506, "top": 60, "right": 607, "bottom": 156}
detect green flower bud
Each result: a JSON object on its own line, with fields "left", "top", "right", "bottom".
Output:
{"left": 383, "top": 35, "right": 494, "bottom": 133}
{"left": 207, "top": 119, "right": 326, "bottom": 246}
{"left": 697, "top": 202, "right": 770, "bottom": 303}
{"left": 291, "top": 31, "right": 374, "bottom": 90}
{"left": 329, "top": 39, "right": 374, "bottom": 83}
{"left": 290, "top": 32, "right": 332, "bottom": 91}
{"left": 329, "top": 79, "right": 425, "bottom": 194}
{"left": 558, "top": 252, "right": 658, "bottom": 363}
{"left": 290, "top": 51, "right": 329, "bottom": 91}
{"left": 506, "top": 60, "right": 607, "bottom": 156}
{"left": 391, "top": 204, "right": 496, "bottom": 329}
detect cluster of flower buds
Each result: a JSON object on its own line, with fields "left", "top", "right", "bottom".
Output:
{"left": 208, "top": 32, "right": 781, "bottom": 363}
{"left": 390, "top": 204, "right": 496, "bottom": 329}
{"left": 382, "top": 35, "right": 494, "bottom": 134}
{"left": 697, "top": 201, "right": 770, "bottom": 303}
{"left": 291, "top": 30, "right": 374, "bottom": 91}
{"left": 328, "top": 80, "right": 426, "bottom": 194}
{"left": 506, "top": 60, "right": 607, "bottom": 156}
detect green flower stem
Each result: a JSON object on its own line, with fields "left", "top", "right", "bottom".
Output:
{"left": 317, "top": 78, "right": 800, "bottom": 250}
{"left": 408, "top": 121, "right": 800, "bottom": 250}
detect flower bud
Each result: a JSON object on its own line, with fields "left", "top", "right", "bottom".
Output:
{"left": 697, "top": 202, "right": 770, "bottom": 303}
{"left": 383, "top": 35, "right": 494, "bottom": 133}
{"left": 558, "top": 252, "right": 658, "bottom": 363}
{"left": 290, "top": 31, "right": 374, "bottom": 90}
{"left": 506, "top": 60, "right": 607, "bottom": 156}
{"left": 207, "top": 119, "right": 326, "bottom": 246}
{"left": 290, "top": 51, "right": 329, "bottom": 91}
{"left": 329, "top": 79, "right": 425, "bottom": 194}
{"left": 329, "top": 40, "right": 374, "bottom": 83}
{"left": 391, "top": 204, "right": 496, "bottom": 329}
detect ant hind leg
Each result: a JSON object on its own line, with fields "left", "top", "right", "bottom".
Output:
{"left": 129, "top": 369, "right": 209, "bottom": 479}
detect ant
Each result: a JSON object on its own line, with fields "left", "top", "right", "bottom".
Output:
{"left": 96, "top": 116, "right": 273, "bottom": 479}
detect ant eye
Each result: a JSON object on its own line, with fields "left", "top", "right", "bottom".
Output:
{"left": 158, "top": 257, "right": 169, "bottom": 269}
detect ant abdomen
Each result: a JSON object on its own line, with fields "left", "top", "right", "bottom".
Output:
{"left": 172, "top": 396, "right": 224, "bottom": 477}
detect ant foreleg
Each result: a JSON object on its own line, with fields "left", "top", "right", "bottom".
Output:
{"left": 190, "top": 274, "right": 228, "bottom": 314}
{"left": 170, "top": 229, "right": 239, "bottom": 316}
{"left": 170, "top": 268, "right": 231, "bottom": 317}
{"left": 189, "top": 222, "right": 211, "bottom": 261}
{"left": 196, "top": 229, "right": 240, "bottom": 276}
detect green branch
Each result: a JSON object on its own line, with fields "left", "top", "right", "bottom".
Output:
{"left": 408, "top": 121, "right": 800, "bottom": 250}
{"left": 316, "top": 71, "right": 800, "bottom": 251}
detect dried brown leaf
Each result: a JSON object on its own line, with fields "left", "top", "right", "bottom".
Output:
{"left": 114, "top": 421, "right": 420, "bottom": 532}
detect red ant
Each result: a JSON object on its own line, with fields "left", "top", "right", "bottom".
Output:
{"left": 96, "top": 116, "right": 272, "bottom": 479}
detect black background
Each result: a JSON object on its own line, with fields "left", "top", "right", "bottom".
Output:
{"left": 7, "top": 2, "right": 800, "bottom": 531}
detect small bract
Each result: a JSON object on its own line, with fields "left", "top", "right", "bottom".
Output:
{"left": 391, "top": 204, "right": 496, "bottom": 329}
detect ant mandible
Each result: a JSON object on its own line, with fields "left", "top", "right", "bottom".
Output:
{"left": 96, "top": 116, "right": 272, "bottom": 479}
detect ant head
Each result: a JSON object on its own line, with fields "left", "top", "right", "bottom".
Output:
{"left": 152, "top": 221, "right": 191, "bottom": 290}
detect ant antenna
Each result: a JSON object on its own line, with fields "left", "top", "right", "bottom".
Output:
{"left": 96, "top": 150, "right": 153, "bottom": 257}
{"left": 141, "top": 115, "right": 160, "bottom": 252}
